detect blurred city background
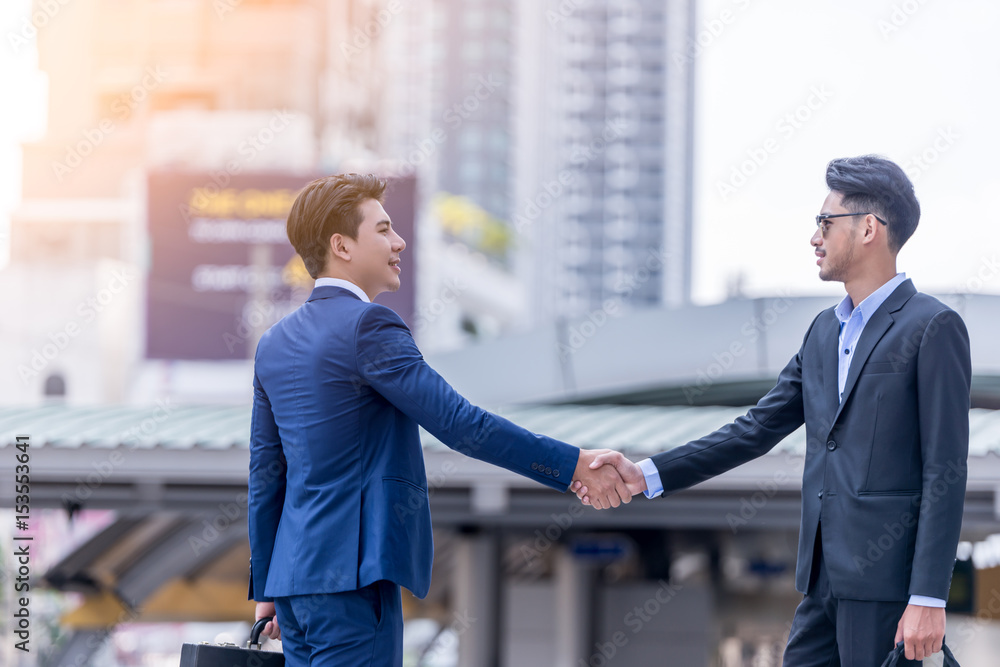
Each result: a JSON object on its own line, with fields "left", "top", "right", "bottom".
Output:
{"left": 1, "top": 0, "right": 999, "bottom": 665}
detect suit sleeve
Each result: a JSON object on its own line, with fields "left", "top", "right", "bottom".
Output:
{"left": 355, "top": 305, "right": 579, "bottom": 492}
{"left": 649, "top": 315, "right": 816, "bottom": 496}
{"left": 908, "top": 309, "right": 971, "bottom": 599}
{"left": 247, "top": 369, "right": 287, "bottom": 602}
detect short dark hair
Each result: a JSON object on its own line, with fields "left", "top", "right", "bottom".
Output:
{"left": 286, "top": 173, "right": 387, "bottom": 279}
{"left": 825, "top": 155, "right": 920, "bottom": 253}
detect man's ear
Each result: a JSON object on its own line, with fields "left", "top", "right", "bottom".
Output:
{"left": 328, "top": 233, "right": 352, "bottom": 262}
{"left": 861, "top": 214, "right": 880, "bottom": 245}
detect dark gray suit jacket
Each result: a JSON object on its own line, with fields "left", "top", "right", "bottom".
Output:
{"left": 651, "top": 280, "right": 971, "bottom": 601}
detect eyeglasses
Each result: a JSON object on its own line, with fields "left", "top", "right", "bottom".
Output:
{"left": 815, "top": 212, "right": 888, "bottom": 233}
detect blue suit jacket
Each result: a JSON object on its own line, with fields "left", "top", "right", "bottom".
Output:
{"left": 651, "top": 280, "right": 971, "bottom": 601}
{"left": 248, "top": 286, "right": 579, "bottom": 601}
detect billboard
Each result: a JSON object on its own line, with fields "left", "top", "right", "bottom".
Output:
{"left": 146, "top": 171, "right": 416, "bottom": 360}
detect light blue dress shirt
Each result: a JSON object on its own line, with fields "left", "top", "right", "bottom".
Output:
{"left": 637, "top": 273, "right": 943, "bottom": 607}
{"left": 834, "top": 273, "right": 908, "bottom": 401}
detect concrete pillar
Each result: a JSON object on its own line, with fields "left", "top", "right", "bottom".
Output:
{"left": 453, "top": 530, "right": 500, "bottom": 667}
{"left": 554, "top": 546, "right": 592, "bottom": 667}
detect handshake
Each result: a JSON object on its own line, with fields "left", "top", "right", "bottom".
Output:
{"left": 569, "top": 449, "right": 647, "bottom": 510}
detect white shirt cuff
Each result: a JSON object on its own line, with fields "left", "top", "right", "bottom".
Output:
{"left": 908, "top": 595, "right": 946, "bottom": 608}
{"left": 638, "top": 458, "right": 663, "bottom": 499}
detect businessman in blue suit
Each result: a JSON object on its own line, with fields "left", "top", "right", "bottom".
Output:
{"left": 247, "top": 173, "right": 630, "bottom": 666}
{"left": 575, "top": 156, "right": 971, "bottom": 665}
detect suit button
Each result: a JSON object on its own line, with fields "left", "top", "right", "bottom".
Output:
{"left": 817, "top": 491, "right": 823, "bottom": 499}
{"left": 531, "top": 462, "right": 538, "bottom": 471}
{"left": 544, "top": 467, "right": 552, "bottom": 475}
{"left": 827, "top": 440, "right": 837, "bottom": 451}
{"left": 553, "top": 469, "right": 560, "bottom": 478}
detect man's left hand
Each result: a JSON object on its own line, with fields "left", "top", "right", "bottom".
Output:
{"left": 255, "top": 601, "right": 281, "bottom": 641}
{"left": 572, "top": 449, "right": 632, "bottom": 510}
{"left": 571, "top": 451, "right": 647, "bottom": 506}
{"left": 894, "top": 604, "right": 944, "bottom": 661}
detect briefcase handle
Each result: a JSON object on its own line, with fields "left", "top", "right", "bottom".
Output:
{"left": 880, "top": 640, "right": 960, "bottom": 666}
{"left": 248, "top": 616, "right": 274, "bottom": 650}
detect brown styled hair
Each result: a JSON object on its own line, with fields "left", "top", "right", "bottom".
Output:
{"left": 286, "top": 173, "right": 387, "bottom": 279}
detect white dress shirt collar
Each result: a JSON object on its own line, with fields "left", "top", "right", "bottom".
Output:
{"left": 314, "top": 277, "right": 370, "bottom": 303}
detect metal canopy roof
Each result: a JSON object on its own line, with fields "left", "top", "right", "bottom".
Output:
{"left": 3, "top": 403, "right": 1000, "bottom": 535}
{"left": 3, "top": 402, "right": 1000, "bottom": 457}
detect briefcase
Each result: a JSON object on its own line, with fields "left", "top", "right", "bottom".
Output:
{"left": 179, "top": 617, "right": 284, "bottom": 667}
{"left": 879, "top": 640, "right": 960, "bottom": 666}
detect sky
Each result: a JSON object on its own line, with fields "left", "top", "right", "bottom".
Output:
{"left": 1, "top": 0, "right": 998, "bottom": 303}
{"left": 691, "top": 0, "right": 1000, "bottom": 302}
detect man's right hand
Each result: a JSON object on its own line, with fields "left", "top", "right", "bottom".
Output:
{"left": 572, "top": 449, "right": 633, "bottom": 509}
{"left": 571, "top": 451, "right": 646, "bottom": 506}
{"left": 255, "top": 601, "right": 281, "bottom": 641}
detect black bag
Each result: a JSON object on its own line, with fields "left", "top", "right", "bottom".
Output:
{"left": 879, "top": 640, "right": 960, "bottom": 666}
{"left": 179, "top": 617, "right": 284, "bottom": 667}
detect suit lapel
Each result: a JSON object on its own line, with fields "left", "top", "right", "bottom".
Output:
{"left": 818, "top": 312, "right": 841, "bottom": 417}
{"left": 832, "top": 279, "right": 917, "bottom": 423}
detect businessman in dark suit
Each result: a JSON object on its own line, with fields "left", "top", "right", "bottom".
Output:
{"left": 247, "top": 174, "right": 630, "bottom": 666}
{"left": 574, "top": 155, "right": 971, "bottom": 664}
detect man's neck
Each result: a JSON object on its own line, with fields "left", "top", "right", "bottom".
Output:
{"left": 844, "top": 266, "right": 899, "bottom": 308}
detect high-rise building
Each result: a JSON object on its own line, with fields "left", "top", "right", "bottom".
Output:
{"left": 433, "top": 0, "right": 516, "bottom": 222}
{"left": 380, "top": 0, "right": 513, "bottom": 221}
{"left": 380, "top": 0, "right": 696, "bottom": 337}
{"left": 513, "top": 0, "right": 695, "bottom": 323}
{"left": 377, "top": 0, "right": 529, "bottom": 352}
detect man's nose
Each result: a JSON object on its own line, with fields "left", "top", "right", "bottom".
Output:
{"left": 810, "top": 227, "right": 823, "bottom": 246}
{"left": 392, "top": 231, "right": 406, "bottom": 252}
